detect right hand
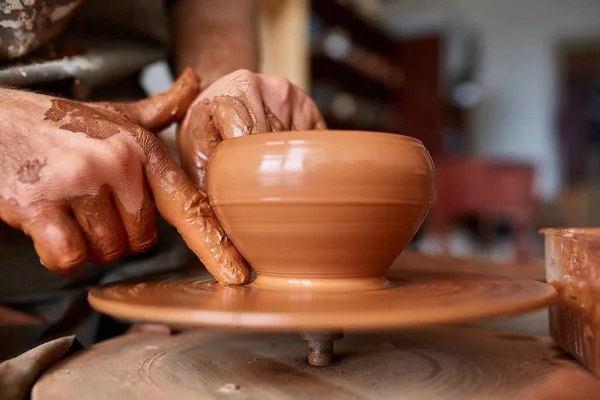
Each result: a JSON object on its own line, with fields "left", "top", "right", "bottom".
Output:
{"left": 178, "top": 69, "right": 326, "bottom": 192}
{"left": 0, "top": 69, "right": 251, "bottom": 284}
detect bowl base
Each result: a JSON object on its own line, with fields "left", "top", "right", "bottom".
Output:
{"left": 249, "top": 275, "right": 395, "bottom": 291}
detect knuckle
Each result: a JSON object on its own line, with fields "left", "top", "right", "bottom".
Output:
{"left": 235, "top": 69, "right": 254, "bottom": 79}
{"left": 231, "top": 69, "right": 258, "bottom": 86}
{"left": 129, "top": 228, "right": 158, "bottom": 254}
{"left": 271, "top": 74, "right": 291, "bottom": 89}
{"left": 95, "top": 246, "right": 125, "bottom": 264}
{"left": 92, "top": 233, "right": 127, "bottom": 264}
{"left": 54, "top": 250, "right": 87, "bottom": 273}
{"left": 104, "top": 139, "right": 139, "bottom": 171}
{"left": 134, "top": 127, "right": 156, "bottom": 149}
{"left": 56, "top": 154, "right": 94, "bottom": 185}
{"left": 51, "top": 148, "right": 109, "bottom": 187}
{"left": 271, "top": 75, "right": 292, "bottom": 104}
{"left": 302, "top": 95, "right": 321, "bottom": 117}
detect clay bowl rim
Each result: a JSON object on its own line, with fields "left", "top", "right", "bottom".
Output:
{"left": 207, "top": 129, "right": 435, "bottom": 207}
{"left": 212, "top": 129, "right": 428, "bottom": 148}
{"left": 539, "top": 227, "right": 600, "bottom": 243}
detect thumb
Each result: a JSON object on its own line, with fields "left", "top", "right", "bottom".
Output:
{"left": 210, "top": 95, "right": 269, "bottom": 140}
{"left": 178, "top": 99, "right": 222, "bottom": 193}
{"left": 95, "top": 68, "right": 201, "bottom": 133}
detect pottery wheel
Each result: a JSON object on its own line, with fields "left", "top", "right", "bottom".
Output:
{"left": 88, "top": 269, "right": 556, "bottom": 331}
{"left": 32, "top": 327, "right": 578, "bottom": 400}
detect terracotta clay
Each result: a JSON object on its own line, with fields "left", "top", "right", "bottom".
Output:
{"left": 88, "top": 265, "right": 556, "bottom": 331}
{"left": 205, "top": 130, "right": 435, "bottom": 290}
{"left": 32, "top": 326, "right": 580, "bottom": 400}
{"left": 541, "top": 228, "right": 600, "bottom": 375}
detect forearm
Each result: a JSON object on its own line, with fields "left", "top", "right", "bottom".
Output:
{"left": 171, "top": 0, "right": 259, "bottom": 90}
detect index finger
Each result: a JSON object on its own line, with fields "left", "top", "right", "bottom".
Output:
{"left": 136, "top": 128, "right": 251, "bottom": 285}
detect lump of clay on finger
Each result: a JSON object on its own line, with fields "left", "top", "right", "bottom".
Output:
{"left": 180, "top": 190, "right": 252, "bottom": 285}
{"left": 210, "top": 96, "right": 256, "bottom": 139}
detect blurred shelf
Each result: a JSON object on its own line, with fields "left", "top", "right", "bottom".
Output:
{"left": 311, "top": 54, "right": 395, "bottom": 100}
{"left": 311, "top": 0, "right": 396, "bottom": 55}
{"left": 311, "top": 39, "right": 404, "bottom": 88}
{"left": 308, "top": 0, "right": 423, "bottom": 147}
{"left": 321, "top": 111, "right": 400, "bottom": 134}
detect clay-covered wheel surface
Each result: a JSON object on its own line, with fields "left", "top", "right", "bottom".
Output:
{"left": 88, "top": 268, "right": 557, "bottom": 331}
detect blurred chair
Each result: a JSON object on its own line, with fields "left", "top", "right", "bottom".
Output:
{"left": 427, "top": 157, "right": 536, "bottom": 261}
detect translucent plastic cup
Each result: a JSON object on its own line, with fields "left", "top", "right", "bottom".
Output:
{"left": 541, "top": 228, "right": 600, "bottom": 375}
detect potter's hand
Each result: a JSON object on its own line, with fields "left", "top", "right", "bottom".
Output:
{"left": 0, "top": 69, "right": 250, "bottom": 284}
{"left": 178, "top": 69, "right": 327, "bottom": 191}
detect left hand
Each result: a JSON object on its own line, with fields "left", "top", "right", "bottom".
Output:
{"left": 178, "top": 69, "right": 327, "bottom": 192}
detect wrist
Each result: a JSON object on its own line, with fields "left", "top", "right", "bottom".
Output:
{"left": 192, "top": 49, "right": 258, "bottom": 91}
{"left": 171, "top": 0, "right": 259, "bottom": 90}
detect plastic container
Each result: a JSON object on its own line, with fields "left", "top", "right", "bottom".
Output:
{"left": 541, "top": 228, "right": 600, "bottom": 375}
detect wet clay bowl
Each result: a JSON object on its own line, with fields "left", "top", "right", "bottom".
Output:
{"left": 206, "top": 130, "right": 435, "bottom": 291}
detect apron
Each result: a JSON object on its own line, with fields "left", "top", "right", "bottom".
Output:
{"left": 0, "top": 0, "right": 190, "bottom": 363}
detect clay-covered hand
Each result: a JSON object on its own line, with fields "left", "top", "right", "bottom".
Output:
{"left": 178, "top": 69, "right": 327, "bottom": 192}
{"left": 0, "top": 69, "right": 250, "bottom": 284}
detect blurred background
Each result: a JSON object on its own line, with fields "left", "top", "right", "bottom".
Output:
{"left": 145, "top": 0, "right": 600, "bottom": 264}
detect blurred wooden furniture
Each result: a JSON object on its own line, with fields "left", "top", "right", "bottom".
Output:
{"left": 427, "top": 157, "right": 536, "bottom": 261}
{"left": 393, "top": 35, "right": 445, "bottom": 158}
{"left": 259, "top": 0, "right": 310, "bottom": 90}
